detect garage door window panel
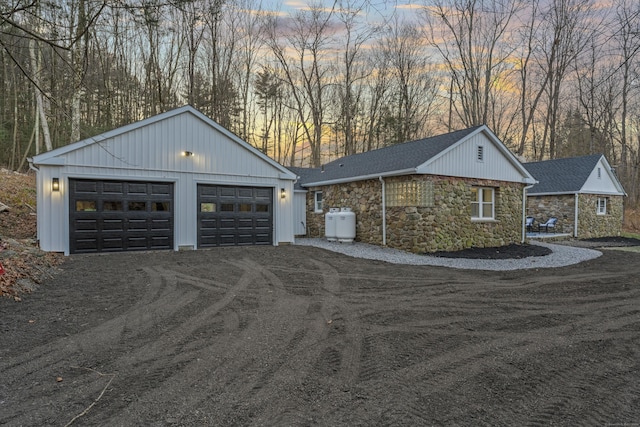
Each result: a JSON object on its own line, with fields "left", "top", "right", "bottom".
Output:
{"left": 103, "top": 201, "right": 123, "bottom": 211}
{"left": 152, "top": 202, "right": 170, "bottom": 212}
{"left": 220, "top": 203, "right": 234, "bottom": 212}
{"left": 76, "top": 201, "right": 97, "bottom": 212}
{"left": 200, "top": 203, "right": 216, "bottom": 212}
{"left": 128, "top": 201, "right": 146, "bottom": 211}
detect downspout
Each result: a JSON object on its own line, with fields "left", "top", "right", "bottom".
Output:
{"left": 522, "top": 184, "right": 535, "bottom": 243}
{"left": 574, "top": 193, "right": 579, "bottom": 238}
{"left": 379, "top": 176, "right": 387, "bottom": 246}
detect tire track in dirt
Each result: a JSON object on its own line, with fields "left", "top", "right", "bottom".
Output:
{"left": 0, "top": 265, "right": 205, "bottom": 425}
{"left": 101, "top": 257, "right": 324, "bottom": 425}
{"left": 335, "top": 267, "right": 640, "bottom": 425}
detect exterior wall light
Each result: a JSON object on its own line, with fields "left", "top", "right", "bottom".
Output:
{"left": 280, "top": 188, "right": 286, "bottom": 199}
{"left": 182, "top": 151, "right": 194, "bottom": 157}
{"left": 52, "top": 178, "right": 60, "bottom": 192}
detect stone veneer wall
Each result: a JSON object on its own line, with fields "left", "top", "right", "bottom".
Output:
{"left": 305, "top": 175, "right": 524, "bottom": 253}
{"left": 526, "top": 194, "right": 575, "bottom": 234}
{"left": 526, "top": 194, "right": 624, "bottom": 237}
{"left": 577, "top": 194, "right": 623, "bottom": 238}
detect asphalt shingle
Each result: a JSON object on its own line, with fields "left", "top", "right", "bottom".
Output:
{"left": 290, "top": 126, "right": 483, "bottom": 185}
{"left": 524, "top": 154, "right": 603, "bottom": 194}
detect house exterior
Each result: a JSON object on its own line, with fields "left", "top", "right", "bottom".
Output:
{"left": 524, "top": 154, "right": 626, "bottom": 238}
{"left": 291, "top": 126, "right": 537, "bottom": 253}
{"left": 29, "top": 106, "right": 297, "bottom": 255}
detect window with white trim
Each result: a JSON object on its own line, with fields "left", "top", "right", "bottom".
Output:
{"left": 471, "top": 187, "right": 495, "bottom": 220}
{"left": 314, "top": 191, "right": 323, "bottom": 212}
{"left": 597, "top": 197, "right": 607, "bottom": 215}
{"left": 386, "top": 181, "right": 434, "bottom": 207}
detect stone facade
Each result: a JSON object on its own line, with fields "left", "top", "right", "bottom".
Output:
{"left": 577, "top": 194, "right": 623, "bottom": 238}
{"left": 526, "top": 193, "right": 623, "bottom": 238}
{"left": 305, "top": 174, "right": 525, "bottom": 253}
{"left": 526, "top": 194, "right": 575, "bottom": 234}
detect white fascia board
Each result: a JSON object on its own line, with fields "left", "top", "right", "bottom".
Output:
{"left": 527, "top": 190, "right": 625, "bottom": 197}
{"left": 303, "top": 168, "right": 417, "bottom": 187}
{"left": 32, "top": 157, "right": 66, "bottom": 166}
{"left": 419, "top": 125, "right": 536, "bottom": 184}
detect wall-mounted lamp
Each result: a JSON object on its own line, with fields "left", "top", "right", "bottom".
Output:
{"left": 52, "top": 178, "right": 60, "bottom": 192}
{"left": 182, "top": 151, "right": 194, "bottom": 157}
{"left": 280, "top": 188, "right": 286, "bottom": 199}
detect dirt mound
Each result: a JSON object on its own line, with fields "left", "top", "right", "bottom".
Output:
{"left": 581, "top": 236, "right": 640, "bottom": 246}
{"left": 432, "top": 243, "right": 552, "bottom": 259}
{"left": 0, "top": 169, "right": 63, "bottom": 300}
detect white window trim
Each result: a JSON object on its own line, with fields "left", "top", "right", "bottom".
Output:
{"left": 314, "top": 191, "right": 323, "bottom": 213}
{"left": 471, "top": 187, "right": 495, "bottom": 221}
{"left": 597, "top": 197, "right": 607, "bottom": 215}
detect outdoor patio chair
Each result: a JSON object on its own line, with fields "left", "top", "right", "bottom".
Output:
{"left": 526, "top": 216, "right": 536, "bottom": 232}
{"left": 539, "top": 217, "right": 558, "bottom": 233}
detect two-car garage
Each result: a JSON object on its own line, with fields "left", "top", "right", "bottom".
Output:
{"left": 31, "top": 106, "right": 295, "bottom": 255}
{"left": 68, "top": 179, "right": 274, "bottom": 254}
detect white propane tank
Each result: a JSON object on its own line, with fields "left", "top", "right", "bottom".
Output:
{"left": 336, "top": 207, "right": 356, "bottom": 243}
{"left": 325, "top": 208, "right": 340, "bottom": 241}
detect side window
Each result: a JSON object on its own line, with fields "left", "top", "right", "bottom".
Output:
{"left": 314, "top": 191, "right": 323, "bottom": 212}
{"left": 471, "top": 187, "right": 495, "bottom": 220}
{"left": 597, "top": 197, "right": 607, "bottom": 215}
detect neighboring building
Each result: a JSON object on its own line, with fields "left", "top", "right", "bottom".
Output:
{"left": 291, "top": 126, "right": 537, "bottom": 253}
{"left": 524, "top": 154, "right": 626, "bottom": 238}
{"left": 29, "top": 106, "right": 297, "bottom": 255}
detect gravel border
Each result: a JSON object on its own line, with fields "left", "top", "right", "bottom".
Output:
{"left": 294, "top": 239, "right": 602, "bottom": 271}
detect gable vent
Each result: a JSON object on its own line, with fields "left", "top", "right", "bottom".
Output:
{"left": 477, "top": 145, "right": 484, "bottom": 162}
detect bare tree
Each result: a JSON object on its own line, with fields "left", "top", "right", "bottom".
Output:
{"left": 424, "top": 0, "right": 521, "bottom": 129}
{"left": 379, "top": 18, "right": 440, "bottom": 145}
{"left": 536, "top": 0, "right": 594, "bottom": 160}
{"left": 613, "top": 0, "right": 640, "bottom": 202}
{"left": 333, "top": 0, "right": 378, "bottom": 156}
{"left": 265, "top": 1, "right": 337, "bottom": 167}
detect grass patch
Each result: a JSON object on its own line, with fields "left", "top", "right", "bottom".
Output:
{"left": 621, "top": 231, "right": 640, "bottom": 240}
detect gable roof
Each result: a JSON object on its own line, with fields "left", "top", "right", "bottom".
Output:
{"left": 30, "top": 105, "right": 296, "bottom": 179}
{"left": 292, "top": 125, "right": 535, "bottom": 186}
{"left": 524, "top": 154, "right": 625, "bottom": 195}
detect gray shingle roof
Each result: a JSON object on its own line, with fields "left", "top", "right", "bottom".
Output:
{"left": 524, "top": 154, "right": 603, "bottom": 194}
{"left": 290, "top": 126, "right": 483, "bottom": 186}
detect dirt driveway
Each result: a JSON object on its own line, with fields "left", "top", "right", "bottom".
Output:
{"left": 1, "top": 245, "right": 639, "bottom": 426}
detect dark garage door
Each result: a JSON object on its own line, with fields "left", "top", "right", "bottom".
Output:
{"left": 198, "top": 184, "right": 273, "bottom": 247}
{"left": 69, "top": 179, "right": 174, "bottom": 254}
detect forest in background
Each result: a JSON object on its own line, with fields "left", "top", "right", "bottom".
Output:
{"left": 1, "top": 0, "right": 640, "bottom": 204}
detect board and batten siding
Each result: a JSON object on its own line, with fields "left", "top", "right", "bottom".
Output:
{"left": 419, "top": 132, "right": 527, "bottom": 184}
{"left": 32, "top": 107, "right": 296, "bottom": 254}
{"left": 582, "top": 158, "right": 625, "bottom": 195}
{"left": 293, "top": 191, "right": 307, "bottom": 236}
